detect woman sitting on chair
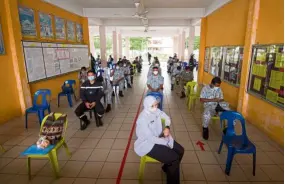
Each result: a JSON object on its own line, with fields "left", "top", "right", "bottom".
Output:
{"left": 134, "top": 96, "right": 184, "bottom": 184}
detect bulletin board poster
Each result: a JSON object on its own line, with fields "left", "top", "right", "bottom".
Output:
{"left": 204, "top": 48, "right": 210, "bottom": 72}
{"left": 55, "top": 17, "right": 66, "bottom": 40}
{"left": 18, "top": 7, "right": 37, "bottom": 38}
{"left": 248, "top": 44, "right": 284, "bottom": 108}
{"left": 0, "top": 23, "right": 5, "bottom": 55}
{"left": 76, "top": 24, "right": 83, "bottom": 43}
{"left": 39, "top": 12, "right": 54, "bottom": 39}
{"left": 210, "top": 47, "right": 223, "bottom": 77}
{"left": 67, "top": 21, "right": 75, "bottom": 41}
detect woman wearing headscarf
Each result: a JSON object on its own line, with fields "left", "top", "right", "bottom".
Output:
{"left": 134, "top": 96, "right": 184, "bottom": 184}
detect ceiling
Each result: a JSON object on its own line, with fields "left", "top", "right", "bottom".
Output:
{"left": 44, "top": 0, "right": 231, "bottom": 37}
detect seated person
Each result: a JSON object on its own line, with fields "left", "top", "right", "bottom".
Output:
{"left": 134, "top": 96, "right": 184, "bottom": 184}
{"left": 123, "top": 62, "right": 132, "bottom": 88}
{"left": 112, "top": 62, "right": 125, "bottom": 97}
{"left": 180, "top": 66, "right": 194, "bottom": 98}
{"left": 171, "top": 65, "right": 182, "bottom": 91}
{"left": 102, "top": 67, "right": 113, "bottom": 113}
{"left": 75, "top": 70, "right": 105, "bottom": 130}
{"left": 148, "top": 63, "right": 162, "bottom": 77}
{"left": 147, "top": 66, "right": 164, "bottom": 94}
{"left": 78, "top": 67, "right": 87, "bottom": 85}
{"left": 200, "top": 77, "right": 230, "bottom": 140}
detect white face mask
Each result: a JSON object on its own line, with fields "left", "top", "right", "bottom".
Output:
{"left": 153, "top": 71, "right": 158, "bottom": 75}
{"left": 149, "top": 107, "right": 158, "bottom": 112}
{"left": 213, "top": 86, "right": 220, "bottom": 90}
{"left": 123, "top": 64, "right": 126, "bottom": 67}
{"left": 88, "top": 76, "right": 95, "bottom": 81}
{"left": 116, "top": 66, "right": 120, "bottom": 70}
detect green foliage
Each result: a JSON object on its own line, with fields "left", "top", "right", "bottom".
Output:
{"left": 93, "top": 36, "right": 112, "bottom": 50}
{"left": 130, "top": 37, "right": 150, "bottom": 50}
{"left": 185, "top": 36, "right": 200, "bottom": 50}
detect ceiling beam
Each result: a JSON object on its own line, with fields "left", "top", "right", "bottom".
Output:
{"left": 83, "top": 8, "right": 205, "bottom": 19}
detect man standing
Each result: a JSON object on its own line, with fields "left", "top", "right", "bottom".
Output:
{"left": 148, "top": 52, "right": 152, "bottom": 65}
{"left": 75, "top": 71, "right": 105, "bottom": 130}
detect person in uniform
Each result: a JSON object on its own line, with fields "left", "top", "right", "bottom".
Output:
{"left": 147, "top": 66, "right": 164, "bottom": 94}
{"left": 171, "top": 65, "right": 182, "bottom": 91}
{"left": 75, "top": 70, "right": 105, "bottom": 130}
{"left": 200, "top": 77, "right": 230, "bottom": 140}
{"left": 102, "top": 67, "right": 113, "bottom": 113}
{"left": 180, "top": 66, "right": 194, "bottom": 98}
{"left": 134, "top": 96, "right": 184, "bottom": 184}
{"left": 113, "top": 62, "right": 125, "bottom": 97}
{"left": 123, "top": 62, "right": 132, "bottom": 88}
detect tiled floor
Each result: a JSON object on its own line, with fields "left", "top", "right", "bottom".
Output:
{"left": 0, "top": 62, "right": 283, "bottom": 184}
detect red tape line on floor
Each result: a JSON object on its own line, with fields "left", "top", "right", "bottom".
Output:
{"left": 116, "top": 88, "right": 146, "bottom": 184}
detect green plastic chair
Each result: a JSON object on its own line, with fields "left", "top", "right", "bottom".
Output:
{"left": 185, "top": 81, "right": 197, "bottom": 110}
{"left": 138, "top": 119, "right": 165, "bottom": 183}
{"left": 211, "top": 116, "right": 220, "bottom": 123}
{"left": 24, "top": 113, "right": 71, "bottom": 179}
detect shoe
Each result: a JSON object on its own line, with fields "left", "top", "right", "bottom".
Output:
{"left": 162, "top": 164, "right": 167, "bottom": 173}
{"left": 98, "top": 118, "right": 103, "bottom": 126}
{"left": 80, "top": 115, "right": 90, "bottom": 130}
{"left": 223, "top": 127, "right": 227, "bottom": 135}
{"left": 202, "top": 127, "right": 209, "bottom": 140}
{"left": 119, "top": 91, "right": 124, "bottom": 97}
{"left": 180, "top": 92, "right": 186, "bottom": 98}
{"left": 112, "top": 91, "right": 115, "bottom": 96}
{"left": 171, "top": 84, "right": 174, "bottom": 91}
{"left": 105, "top": 104, "right": 111, "bottom": 113}
{"left": 127, "top": 84, "right": 132, "bottom": 88}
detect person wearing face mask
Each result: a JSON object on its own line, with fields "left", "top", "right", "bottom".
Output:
{"left": 123, "top": 62, "right": 132, "bottom": 88}
{"left": 74, "top": 71, "right": 105, "bottom": 130}
{"left": 200, "top": 77, "right": 230, "bottom": 140}
{"left": 147, "top": 67, "right": 164, "bottom": 94}
{"left": 102, "top": 67, "right": 113, "bottom": 113}
{"left": 171, "top": 65, "right": 182, "bottom": 91}
{"left": 134, "top": 96, "right": 184, "bottom": 184}
{"left": 113, "top": 62, "right": 125, "bottom": 97}
{"left": 180, "top": 66, "right": 194, "bottom": 98}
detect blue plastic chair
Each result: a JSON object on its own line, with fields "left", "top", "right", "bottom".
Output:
{"left": 58, "top": 80, "right": 76, "bottom": 108}
{"left": 182, "top": 62, "right": 188, "bottom": 69}
{"left": 218, "top": 111, "right": 256, "bottom": 176}
{"left": 146, "top": 92, "right": 163, "bottom": 110}
{"left": 25, "top": 89, "right": 51, "bottom": 129}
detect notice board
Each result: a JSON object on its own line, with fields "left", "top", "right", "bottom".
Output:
{"left": 248, "top": 44, "right": 284, "bottom": 108}
{"left": 22, "top": 41, "right": 89, "bottom": 82}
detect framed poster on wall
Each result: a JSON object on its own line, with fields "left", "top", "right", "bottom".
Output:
{"left": 223, "top": 46, "right": 244, "bottom": 85}
{"left": 204, "top": 47, "right": 210, "bottom": 72}
{"left": 39, "top": 12, "right": 54, "bottom": 39}
{"left": 0, "top": 23, "right": 5, "bottom": 55}
{"left": 248, "top": 44, "right": 284, "bottom": 108}
{"left": 76, "top": 23, "right": 83, "bottom": 42}
{"left": 55, "top": 17, "right": 66, "bottom": 40}
{"left": 210, "top": 47, "right": 223, "bottom": 77}
{"left": 67, "top": 21, "right": 75, "bottom": 41}
{"left": 18, "top": 6, "right": 37, "bottom": 38}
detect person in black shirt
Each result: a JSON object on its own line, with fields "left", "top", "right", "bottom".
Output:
{"left": 75, "top": 70, "right": 105, "bottom": 130}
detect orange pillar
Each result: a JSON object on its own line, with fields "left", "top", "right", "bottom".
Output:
{"left": 4, "top": 0, "right": 32, "bottom": 113}
{"left": 197, "top": 18, "right": 207, "bottom": 84}
{"left": 237, "top": 0, "right": 260, "bottom": 115}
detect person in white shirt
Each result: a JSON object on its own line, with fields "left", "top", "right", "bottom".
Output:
{"left": 134, "top": 96, "right": 184, "bottom": 184}
{"left": 200, "top": 77, "right": 230, "bottom": 140}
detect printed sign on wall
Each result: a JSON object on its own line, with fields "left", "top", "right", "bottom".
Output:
{"left": 67, "top": 21, "right": 75, "bottom": 41}
{"left": 39, "top": 12, "right": 54, "bottom": 39}
{"left": 55, "top": 17, "right": 66, "bottom": 40}
{"left": 19, "top": 6, "right": 37, "bottom": 38}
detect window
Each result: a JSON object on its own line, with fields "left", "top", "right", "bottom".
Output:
{"left": 204, "top": 46, "right": 244, "bottom": 86}
{"left": 248, "top": 44, "right": 284, "bottom": 108}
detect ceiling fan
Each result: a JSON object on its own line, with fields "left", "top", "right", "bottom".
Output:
{"left": 132, "top": 2, "right": 148, "bottom": 20}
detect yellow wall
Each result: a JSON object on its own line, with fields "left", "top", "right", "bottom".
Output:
{"left": 256, "top": 0, "right": 284, "bottom": 44}
{"left": 0, "top": 0, "right": 22, "bottom": 123}
{"left": 18, "top": 0, "right": 89, "bottom": 99}
{"left": 0, "top": 0, "right": 89, "bottom": 124}
{"left": 206, "top": 0, "right": 249, "bottom": 47}
{"left": 203, "top": 0, "right": 249, "bottom": 109}
{"left": 245, "top": 0, "right": 284, "bottom": 145}
{"left": 200, "top": 0, "right": 284, "bottom": 146}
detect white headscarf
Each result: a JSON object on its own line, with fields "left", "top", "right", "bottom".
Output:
{"left": 143, "top": 96, "right": 161, "bottom": 116}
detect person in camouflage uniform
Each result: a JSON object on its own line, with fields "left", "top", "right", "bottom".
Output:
{"left": 180, "top": 66, "right": 194, "bottom": 98}
{"left": 112, "top": 62, "right": 125, "bottom": 97}
{"left": 102, "top": 67, "right": 113, "bottom": 112}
